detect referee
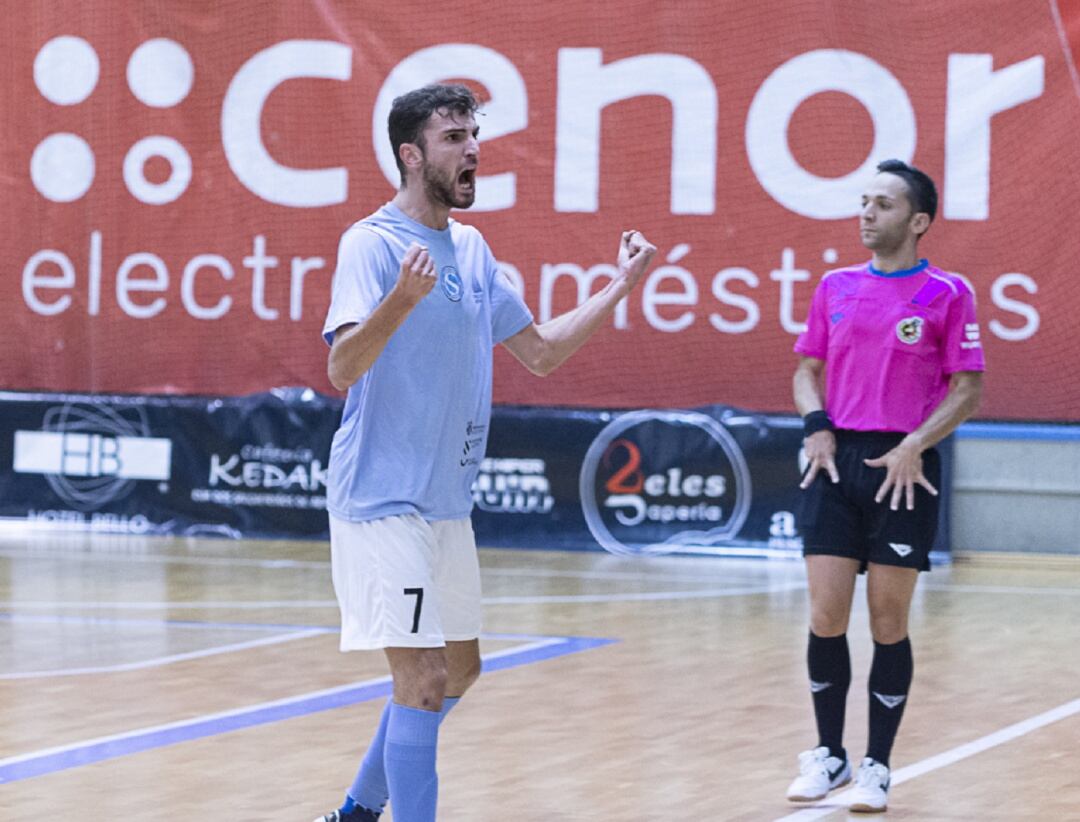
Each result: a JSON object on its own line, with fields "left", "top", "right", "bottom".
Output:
{"left": 785, "top": 159, "right": 985, "bottom": 813}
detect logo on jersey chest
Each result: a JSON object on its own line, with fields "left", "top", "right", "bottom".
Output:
{"left": 896, "top": 316, "right": 924, "bottom": 345}
{"left": 440, "top": 265, "right": 463, "bottom": 302}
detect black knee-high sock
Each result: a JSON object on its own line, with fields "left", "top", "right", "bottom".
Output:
{"left": 866, "top": 637, "right": 914, "bottom": 766}
{"left": 807, "top": 632, "right": 851, "bottom": 760}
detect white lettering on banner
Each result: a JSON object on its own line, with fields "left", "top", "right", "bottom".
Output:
{"left": 642, "top": 245, "right": 698, "bottom": 333}
{"left": 22, "top": 249, "right": 75, "bottom": 315}
{"left": 208, "top": 453, "right": 327, "bottom": 491}
{"left": 221, "top": 40, "right": 352, "bottom": 207}
{"left": 989, "top": 273, "right": 1040, "bottom": 341}
{"left": 182, "top": 254, "right": 234, "bottom": 320}
{"left": 746, "top": 49, "right": 917, "bottom": 220}
{"left": 710, "top": 267, "right": 760, "bottom": 334}
{"left": 473, "top": 457, "right": 555, "bottom": 514}
{"left": 373, "top": 44, "right": 528, "bottom": 212}
{"left": 14, "top": 430, "right": 172, "bottom": 480}
{"left": 770, "top": 247, "right": 812, "bottom": 335}
{"left": 20, "top": 229, "right": 1041, "bottom": 340}
{"left": 945, "top": 55, "right": 1045, "bottom": 220}
{"left": 245, "top": 234, "right": 279, "bottom": 320}
{"left": 533, "top": 246, "right": 1039, "bottom": 339}
{"left": 25, "top": 509, "right": 158, "bottom": 534}
{"left": 22, "top": 232, "right": 325, "bottom": 321}
{"left": 555, "top": 48, "right": 717, "bottom": 214}
{"left": 28, "top": 35, "right": 1049, "bottom": 224}
{"left": 115, "top": 252, "right": 169, "bottom": 319}
{"left": 539, "top": 262, "right": 628, "bottom": 327}
{"left": 580, "top": 411, "right": 751, "bottom": 556}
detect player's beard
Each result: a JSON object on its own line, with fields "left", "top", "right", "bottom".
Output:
{"left": 422, "top": 160, "right": 475, "bottom": 210}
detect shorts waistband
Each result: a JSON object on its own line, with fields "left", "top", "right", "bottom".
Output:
{"left": 834, "top": 429, "right": 908, "bottom": 445}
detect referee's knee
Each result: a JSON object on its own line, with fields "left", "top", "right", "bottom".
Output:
{"left": 868, "top": 613, "right": 909, "bottom": 644}
{"left": 810, "top": 607, "right": 850, "bottom": 637}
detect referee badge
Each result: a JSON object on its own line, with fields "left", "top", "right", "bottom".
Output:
{"left": 896, "top": 316, "right": 924, "bottom": 345}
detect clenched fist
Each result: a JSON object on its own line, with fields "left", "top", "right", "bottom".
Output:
{"left": 393, "top": 242, "right": 438, "bottom": 306}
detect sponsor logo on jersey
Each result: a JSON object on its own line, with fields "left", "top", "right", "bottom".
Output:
{"left": 441, "top": 265, "right": 463, "bottom": 301}
{"left": 889, "top": 542, "right": 913, "bottom": 557}
{"left": 895, "top": 316, "right": 924, "bottom": 344}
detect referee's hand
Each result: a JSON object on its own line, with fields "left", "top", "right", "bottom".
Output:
{"left": 864, "top": 439, "right": 939, "bottom": 511}
{"left": 800, "top": 430, "right": 839, "bottom": 488}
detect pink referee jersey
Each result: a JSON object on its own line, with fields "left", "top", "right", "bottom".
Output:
{"left": 795, "top": 259, "right": 986, "bottom": 433}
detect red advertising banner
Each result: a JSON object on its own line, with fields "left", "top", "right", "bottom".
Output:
{"left": 3, "top": 1, "right": 1079, "bottom": 420}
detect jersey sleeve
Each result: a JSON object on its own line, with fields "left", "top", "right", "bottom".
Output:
{"left": 484, "top": 243, "right": 534, "bottom": 344}
{"left": 941, "top": 279, "right": 986, "bottom": 374}
{"left": 322, "top": 226, "right": 393, "bottom": 347}
{"left": 794, "top": 276, "right": 830, "bottom": 359}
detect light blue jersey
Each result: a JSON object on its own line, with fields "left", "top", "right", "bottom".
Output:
{"left": 322, "top": 203, "right": 533, "bottom": 522}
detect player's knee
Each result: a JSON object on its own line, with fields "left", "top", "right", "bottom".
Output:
{"left": 459, "top": 656, "right": 482, "bottom": 692}
{"left": 417, "top": 662, "right": 449, "bottom": 708}
{"left": 868, "top": 610, "right": 908, "bottom": 644}
{"left": 446, "top": 653, "right": 482, "bottom": 696}
{"left": 809, "top": 605, "right": 850, "bottom": 637}
{"left": 391, "top": 652, "right": 449, "bottom": 710}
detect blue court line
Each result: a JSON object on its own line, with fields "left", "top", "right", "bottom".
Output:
{"left": 956, "top": 421, "right": 1080, "bottom": 441}
{"left": 0, "top": 633, "right": 615, "bottom": 785}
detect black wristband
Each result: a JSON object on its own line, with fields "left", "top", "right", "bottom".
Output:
{"left": 803, "top": 410, "right": 835, "bottom": 438}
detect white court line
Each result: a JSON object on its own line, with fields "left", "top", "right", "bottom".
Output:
{"left": 0, "top": 629, "right": 325, "bottom": 680}
{"left": 3, "top": 600, "right": 340, "bottom": 610}
{"left": 484, "top": 581, "right": 808, "bottom": 605}
{"left": 922, "top": 582, "right": 1080, "bottom": 597}
{"left": 772, "top": 695, "right": 1080, "bottom": 821}
{"left": 8, "top": 579, "right": 1080, "bottom": 612}
{"left": 5, "top": 549, "right": 1078, "bottom": 598}
{"left": 484, "top": 566, "right": 799, "bottom": 584}
{"left": 0, "top": 547, "right": 327, "bottom": 571}
{"left": 0, "top": 547, "right": 790, "bottom": 585}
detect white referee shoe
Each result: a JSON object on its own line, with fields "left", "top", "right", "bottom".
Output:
{"left": 786, "top": 746, "right": 852, "bottom": 801}
{"left": 848, "top": 757, "right": 891, "bottom": 813}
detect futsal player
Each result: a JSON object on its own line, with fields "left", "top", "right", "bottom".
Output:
{"left": 786, "top": 159, "right": 984, "bottom": 812}
{"left": 314, "top": 83, "right": 656, "bottom": 822}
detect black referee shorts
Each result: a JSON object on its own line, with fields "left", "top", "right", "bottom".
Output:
{"left": 798, "top": 430, "right": 940, "bottom": 573}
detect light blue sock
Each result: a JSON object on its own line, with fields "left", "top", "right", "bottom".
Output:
{"left": 384, "top": 702, "right": 441, "bottom": 822}
{"left": 346, "top": 697, "right": 459, "bottom": 814}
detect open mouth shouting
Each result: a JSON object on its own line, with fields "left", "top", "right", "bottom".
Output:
{"left": 458, "top": 168, "right": 476, "bottom": 194}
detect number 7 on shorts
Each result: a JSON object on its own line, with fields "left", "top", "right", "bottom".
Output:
{"left": 404, "top": 587, "right": 424, "bottom": 634}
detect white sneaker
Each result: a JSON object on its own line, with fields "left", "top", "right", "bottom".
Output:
{"left": 786, "top": 746, "right": 852, "bottom": 801}
{"left": 848, "top": 757, "right": 891, "bottom": 812}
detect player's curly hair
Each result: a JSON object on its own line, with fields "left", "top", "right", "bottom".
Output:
{"left": 877, "top": 159, "right": 938, "bottom": 231}
{"left": 389, "top": 84, "right": 480, "bottom": 185}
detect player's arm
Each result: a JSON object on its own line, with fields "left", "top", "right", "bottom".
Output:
{"left": 327, "top": 243, "right": 435, "bottom": 391}
{"left": 865, "top": 370, "right": 982, "bottom": 510}
{"left": 793, "top": 355, "right": 839, "bottom": 486}
{"left": 501, "top": 230, "right": 657, "bottom": 376}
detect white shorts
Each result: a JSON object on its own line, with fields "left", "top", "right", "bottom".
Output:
{"left": 328, "top": 513, "right": 482, "bottom": 651}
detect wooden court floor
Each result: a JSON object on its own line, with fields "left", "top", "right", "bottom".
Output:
{"left": 1, "top": 528, "right": 1078, "bottom": 821}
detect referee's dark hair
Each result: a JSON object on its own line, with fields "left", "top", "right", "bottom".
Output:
{"left": 877, "top": 159, "right": 938, "bottom": 229}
